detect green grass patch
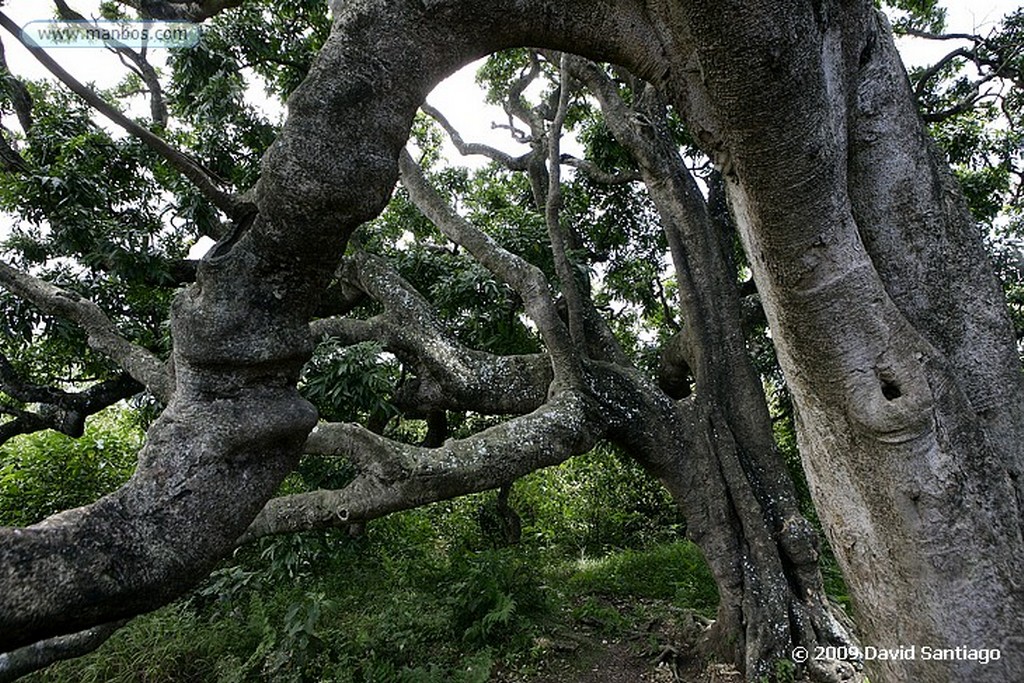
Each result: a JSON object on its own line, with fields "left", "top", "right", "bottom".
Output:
{"left": 566, "top": 541, "right": 718, "bottom": 617}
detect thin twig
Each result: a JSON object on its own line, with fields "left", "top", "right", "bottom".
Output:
{"left": 420, "top": 102, "right": 530, "bottom": 169}
{"left": 0, "top": 11, "right": 247, "bottom": 220}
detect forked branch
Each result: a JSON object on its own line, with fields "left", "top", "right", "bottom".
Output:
{"left": 240, "top": 389, "right": 602, "bottom": 542}
{"left": 313, "top": 252, "right": 550, "bottom": 415}
{"left": 398, "top": 148, "right": 583, "bottom": 389}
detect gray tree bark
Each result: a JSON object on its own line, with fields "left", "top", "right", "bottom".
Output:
{"left": 2, "top": 1, "right": 1021, "bottom": 682}
{"left": 0, "top": 0, "right": 661, "bottom": 651}
{"left": 663, "top": 1, "right": 1024, "bottom": 680}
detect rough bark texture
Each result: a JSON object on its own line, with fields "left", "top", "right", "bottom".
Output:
{"left": 663, "top": 1, "right": 1024, "bottom": 680}
{"left": 0, "top": 0, "right": 661, "bottom": 651}
{"left": 2, "top": 1, "right": 1022, "bottom": 682}
{"left": 567, "top": 58, "right": 854, "bottom": 679}
{"left": 0, "top": 621, "right": 125, "bottom": 683}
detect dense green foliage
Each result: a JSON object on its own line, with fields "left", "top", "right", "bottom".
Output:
{"left": 7, "top": 435, "right": 714, "bottom": 682}
{"left": 0, "top": 407, "right": 139, "bottom": 526}
{"left": 1, "top": 0, "right": 1021, "bottom": 679}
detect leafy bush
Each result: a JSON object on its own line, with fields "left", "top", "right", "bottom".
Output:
{"left": 568, "top": 541, "right": 719, "bottom": 617}
{"left": 19, "top": 441, "right": 723, "bottom": 682}
{"left": 513, "top": 444, "right": 685, "bottom": 552}
{"left": 299, "top": 340, "right": 398, "bottom": 425}
{"left": 0, "top": 407, "right": 140, "bottom": 526}
{"left": 447, "top": 548, "right": 550, "bottom": 646}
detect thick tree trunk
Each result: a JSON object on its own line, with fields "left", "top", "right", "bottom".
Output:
{"left": 3, "top": 3, "right": 1021, "bottom": 682}
{"left": 662, "top": 1, "right": 1024, "bottom": 680}
{"left": 0, "top": 0, "right": 661, "bottom": 648}
{"left": 594, "top": 365, "right": 850, "bottom": 682}
{"left": 569, "top": 60, "right": 856, "bottom": 679}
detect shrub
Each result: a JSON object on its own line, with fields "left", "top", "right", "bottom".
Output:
{"left": 0, "top": 406, "right": 140, "bottom": 526}
{"left": 513, "top": 444, "right": 685, "bottom": 552}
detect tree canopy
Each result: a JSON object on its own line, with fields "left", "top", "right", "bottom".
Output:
{"left": 1, "top": 1, "right": 1023, "bottom": 681}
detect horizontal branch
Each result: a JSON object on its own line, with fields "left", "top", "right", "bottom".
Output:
{"left": 920, "top": 85, "right": 985, "bottom": 122}
{"left": 560, "top": 154, "right": 641, "bottom": 184}
{"left": 0, "top": 370, "right": 142, "bottom": 445}
{"left": 901, "top": 27, "right": 983, "bottom": 42}
{"left": 315, "top": 252, "right": 550, "bottom": 415}
{"left": 0, "top": 408, "right": 50, "bottom": 445}
{"left": 905, "top": 27, "right": 1024, "bottom": 92}
{"left": 0, "top": 620, "right": 127, "bottom": 683}
{"left": 239, "top": 389, "right": 603, "bottom": 542}
{"left": 0, "top": 261, "right": 172, "bottom": 401}
{"left": 311, "top": 314, "right": 384, "bottom": 346}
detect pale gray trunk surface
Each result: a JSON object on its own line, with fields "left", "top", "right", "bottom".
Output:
{"left": 1, "top": 2, "right": 1021, "bottom": 682}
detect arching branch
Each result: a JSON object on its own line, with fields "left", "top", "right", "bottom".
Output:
{"left": 0, "top": 0, "right": 667, "bottom": 651}
{"left": 0, "top": 357, "right": 142, "bottom": 445}
{"left": 559, "top": 153, "right": 641, "bottom": 184}
{"left": 239, "top": 389, "right": 602, "bottom": 542}
{"left": 420, "top": 102, "right": 530, "bottom": 170}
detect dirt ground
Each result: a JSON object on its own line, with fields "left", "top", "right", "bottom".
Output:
{"left": 492, "top": 598, "right": 744, "bottom": 683}
{"left": 489, "top": 595, "right": 866, "bottom": 683}
{"left": 513, "top": 636, "right": 744, "bottom": 683}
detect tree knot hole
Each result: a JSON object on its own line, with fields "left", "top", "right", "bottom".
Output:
{"left": 880, "top": 378, "right": 901, "bottom": 400}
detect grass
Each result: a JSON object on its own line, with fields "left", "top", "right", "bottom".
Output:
{"left": 9, "top": 444, "right": 847, "bottom": 682}
{"left": 24, "top": 515, "right": 716, "bottom": 682}
{"left": 566, "top": 542, "right": 719, "bottom": 616}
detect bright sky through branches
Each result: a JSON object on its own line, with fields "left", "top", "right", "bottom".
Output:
{"left": 1, "top": 0, "right": 1018, "bottom": 149}
{"left": 0, "top": 0, "right": 1018, "bottom": 249}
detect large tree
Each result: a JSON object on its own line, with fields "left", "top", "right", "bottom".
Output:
{"left": 1, "top": 1, "right": 1021, "bottom": 682}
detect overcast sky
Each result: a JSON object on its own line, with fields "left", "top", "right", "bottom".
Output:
{"left": 0, "top": 0, "right": 1018, "bottom": 204}
{"left": 0, "top": 0, "right": 1017, "bottom": 150}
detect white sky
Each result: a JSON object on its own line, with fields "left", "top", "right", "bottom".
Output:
{"left": 2, "top": 3, "right": 132, "bottom": 85}
{"left": 897, "top": 2, "right": 1012, "bottom": 68}
{"left": 0, "top": 0, "right": 1018, "bottom": 252}
{"left": 0, "top": 0, "right": 1017, "bottom": 154}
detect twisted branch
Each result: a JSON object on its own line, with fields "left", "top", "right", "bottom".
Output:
{"left": 240, "top": 389, "right": 602, "bottom": 542}
{"left": 313, "top": 252, "right": 550, "bottom": 415}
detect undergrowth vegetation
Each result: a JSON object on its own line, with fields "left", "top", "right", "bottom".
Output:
{"left": 1, "top": 409, "right": 845, "bottom": 681}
